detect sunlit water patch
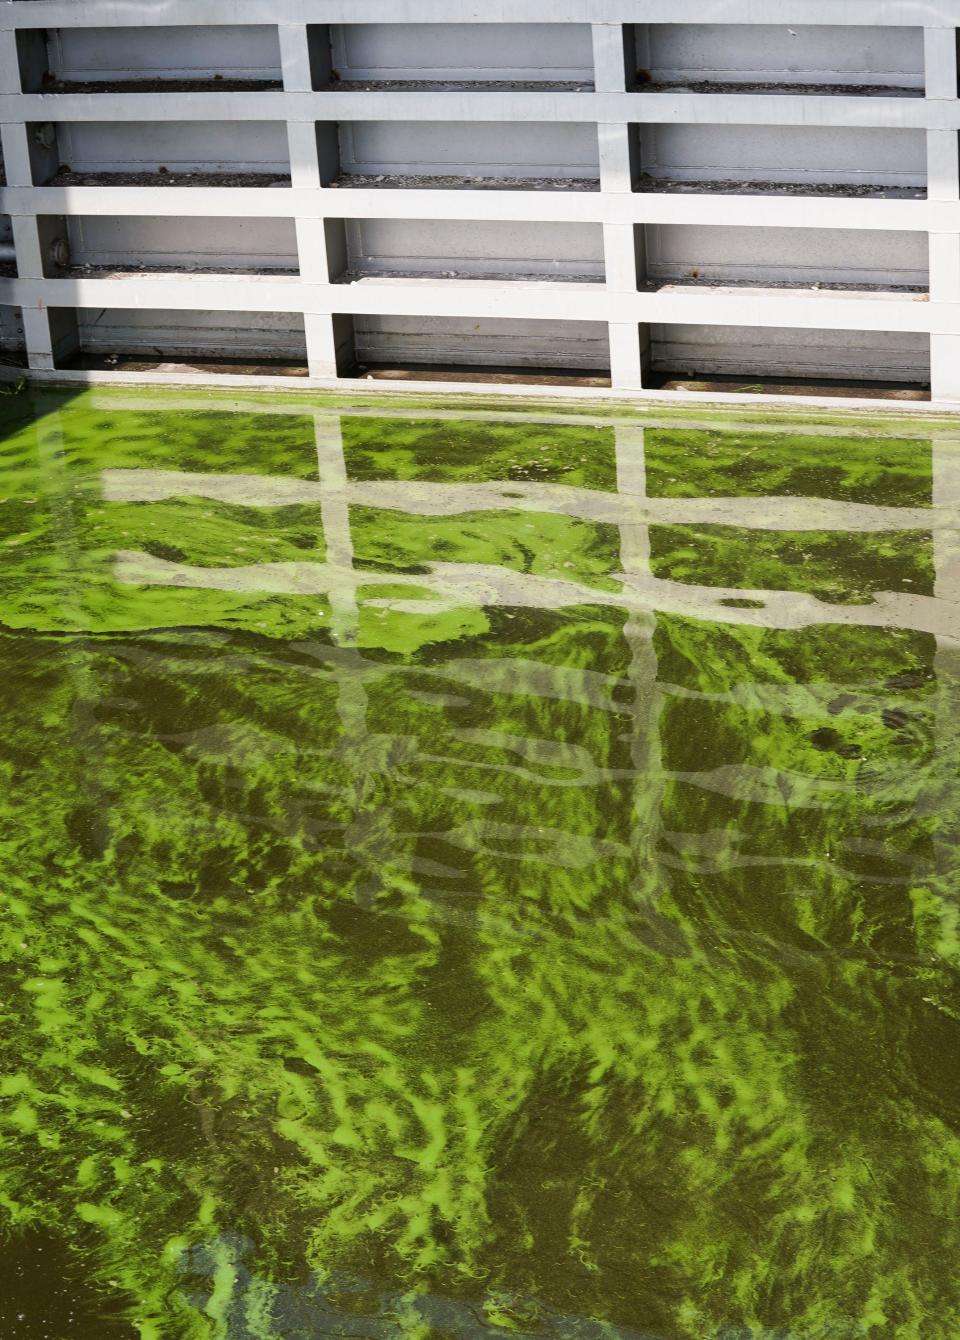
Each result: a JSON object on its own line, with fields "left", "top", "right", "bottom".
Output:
{"left": 1, "top": 389, "right": 959, "bottom": 1340}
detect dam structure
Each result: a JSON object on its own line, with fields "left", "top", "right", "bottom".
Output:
{"left": 1, "top": 2, "right": 960, "bottom": 406}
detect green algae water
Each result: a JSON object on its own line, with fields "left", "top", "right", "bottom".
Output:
{"left": 2, "top": 388, "right": 960, "bottom": 1340}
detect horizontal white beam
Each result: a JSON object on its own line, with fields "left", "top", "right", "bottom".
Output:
{"left": 2, "top": 90, "right": 958, "bottom": 129}
{"left": 2, "top": 1, "right": 957, "bottom": 28}
{"left": 0, "top": 274, "right": 944, "bottom": 332}
{"left": 0, "top": 184, "right": 943, "bottom": 231}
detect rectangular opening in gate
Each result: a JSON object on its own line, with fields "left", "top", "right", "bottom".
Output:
{"left": 332, "top": 121, "right": 600, "bottom": 191}
{"left": 16, "top": 25, "right": 283, "bottom": 92}
{"left": 638, "top": 224, "right": 930, "bottom": 291}
{"left": 333, "top": 313, "right": 611, "bottom": 386}
{"left": 631, "top": 23, "right": 924, "bottom": 94}
{"left": 648, "top": 322, "right": 931, "bottom": 398}
{"left": 49, "top": 307, "right": 309, "bottom": 376}
{"left": 327, "top": 218, "right": 605, "bottom": 283}
{"left": 0, "top": 306, "right": 25, "bottom": 368}
{"left": 30, "top": 121, "right": 291, "bottom": 186}
{"left": 315, "top": 23, "right": 594, "bottom": 90}
{"left": 57, "top": 216, "right": 299, "bottom": 276}
{"left": 635, "top": 123, "right": 927, "bottom": 198}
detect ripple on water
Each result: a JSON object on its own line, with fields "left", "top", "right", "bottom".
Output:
{"left": 0, "top": 389, "right": 957, "bottom": 1339}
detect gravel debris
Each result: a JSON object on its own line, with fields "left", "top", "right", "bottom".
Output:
{"left": 331, "top": 172, "right": 599, "bottom": 192}
{"left": 357, "top": 364, "right": 610, "bottom": 387}
{"left": 337, "top": 267, "right": 601, "bottom": 283}
{"left": 654, "top": 375, "right": 929, "bottom": 400}
{"left": 637, "top": 175, "right": 925, "bottom": 198}
{"left": 48, "top": 170, "right": 291, "bottom": 188}
{"left": 66, "top": 353, "right": 308, "bottom": 377}
{"left": 326, "top": 79, "right": 594, "bottom": 92}
{"left": 41, "top": 78, "right": 282, "bottom": 94}
{"left": 67, "top": 264, "right": 299, "bottom": 278}
{"left": 43, "top": 166, "right": 922, "bottom": 200}
{"left": 643, "top": 277, "right": 928, "bottom": 293}
{"left": 641, "top": 80, "right": 923, "bottom": 97}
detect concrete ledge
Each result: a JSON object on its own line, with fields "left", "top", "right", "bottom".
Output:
{"left": 10, "top": 362, "right": 952, "bottom": 418}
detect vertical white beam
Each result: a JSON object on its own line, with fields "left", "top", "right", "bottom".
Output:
{"left": 0, "top": 28, "right": 21, "bottom": 96}
{"left": 10, "top": 215, "right": 43, "bottom": 278}
{"left": 603, "top": 223, "right": 638, "bottom": 292}
{"left": 927, "top": 130, "right": 960, "bottom": 200}
{"left": 926, "top": 26, "right": 960, "bottom": 401}
{"left": 286, "top": 123, "right": 321, "bottom": 190}
{"left": 930, "top": 335, "right": 960, "bottom": 403}
{"left": 0, "top": 121, "right": 34, "bottom": 188}
{"left": 295, "top": 218, "right": 328, "bottom": 282}
{"left": 924, "top": 28, "right": 958, "bottom": 100}
{"left": 591, "top": 24, "right": 627, "bottom": 93}
{"left": 304, "top": 313, "right": 341, "bottom": 379}
{"left": 930, "top": 232, "right": 960, "bottom": 302}
{"left": 930, "top": 244, "right": 960, "bottom": 394}
{"left": 593, "top": 26, "right": 641, "bottom": 392}
{"left": 21, "top": 308, "right": 56, "bottom": 371}
{"left": 279, "top": 21, "right": 329, "bottom": 302}
{"left": 278, "top": 24, "right": 314, "bottom": 92}
{"left": 593, "top": 26, "right": 635, "bottom": 192}
{"left": 609, "top": 323, "right": 645, "bottom": 391}
{"left": 280, "top": 26, "right": 321, "bottom": 188}
{"left": 596, "top": 124, "right": 636, "bottom": 194}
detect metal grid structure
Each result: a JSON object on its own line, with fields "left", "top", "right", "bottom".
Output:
{"left": 1, "top": 2, "right": 960, "bottom": 406}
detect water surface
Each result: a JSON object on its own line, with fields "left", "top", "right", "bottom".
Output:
{"left": 1, "top": 390, "right": 959, "bottom": 1340}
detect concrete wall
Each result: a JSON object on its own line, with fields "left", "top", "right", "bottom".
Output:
{"left": 0, "top": 302, "right": 23, "bottom": 355}
{"left": 45, "top": 26, "right": 283, "bottom": 84}
{"left": 638, "top": 124, "right": 927, "bottom": 190}
{"left": 338, "top": 121, "right": 601, "bottom": 181}
{"left": 342, "top": 218, "right": 604, "bottom": 278}
{"left": 73, "top": 307, "right": 307, "bottom": 357}
{"left": 643, "top": 225, "right": 929, "bottom": 288}
{"left": 353, "top": 314, "right": 610, "bottom": 368}
{"left": 640, "top": 24, "right": 925, "bottom": 89}
{"left": 331, "top": 23, "right": 594, "bottom": 82}
{"left": 66, "top": 215, "right": 299, "bottom": 271}
{"left": 1, "top": 2, "right": 959, "bottom": 404}
{"left": 55, "top": 120, "right": 291, "bottom": 177}
{"left": 650, "top": 324, "right": 931, "bottom": 383}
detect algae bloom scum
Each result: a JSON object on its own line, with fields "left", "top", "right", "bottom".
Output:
{"left": 0, "top": 388, "right": 959, "bottom": 1339}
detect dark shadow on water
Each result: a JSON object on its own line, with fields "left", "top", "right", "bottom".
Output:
{"left": 0, "top": 1230, "right": 137, "bottom": 1339}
